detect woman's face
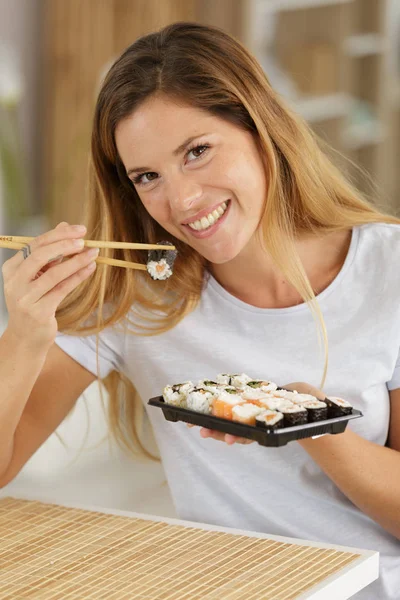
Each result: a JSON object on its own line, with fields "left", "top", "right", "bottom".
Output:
{"left": 115, "top": 95, "right": 268, "bottom": 264}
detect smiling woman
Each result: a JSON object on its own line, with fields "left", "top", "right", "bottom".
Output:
{"left": 1, "top": 22, "right": 400, "bottom": 600}
{"left": 115, "top": 96, "right": 266, "bottom": 264}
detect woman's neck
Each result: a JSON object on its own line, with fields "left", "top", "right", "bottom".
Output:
{"left": 209, "top": 229, "right": 352, "bottom": 309}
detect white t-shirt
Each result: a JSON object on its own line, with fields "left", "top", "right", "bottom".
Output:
{"left": 56, "top": 223, "right": 400, "bottom": 600}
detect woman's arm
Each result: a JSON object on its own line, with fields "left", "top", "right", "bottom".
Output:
{"left": 298, "top": 388, "right": 400, "bottom": 541}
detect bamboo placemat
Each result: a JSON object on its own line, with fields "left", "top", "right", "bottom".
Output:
{"left": 0, "top": 497, "right": 362, "bottom": 600}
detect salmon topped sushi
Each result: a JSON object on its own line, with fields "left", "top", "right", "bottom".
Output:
{"left": 241, "top": 387, "right": 271, "bottom": 406}
{"left": 212, "top": 389, "right": 244, "bottom": 420}
{"left": 231, "top": 403, "right": 265, "bottom": 426}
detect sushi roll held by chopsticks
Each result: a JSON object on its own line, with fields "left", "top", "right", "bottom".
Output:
{"left": 147, "top": 240, "right": 178, "bottom": 280}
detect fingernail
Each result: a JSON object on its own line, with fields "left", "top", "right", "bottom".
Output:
{"left": 72, "top": 224, "right": 86, "bottom": 233}
{"left": 87, "top": 247, "right": 99, "bottom": 257}
{"left": 73, "top": 238, "right": 85, "bottom": 247}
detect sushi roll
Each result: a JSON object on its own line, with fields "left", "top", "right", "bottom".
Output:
{"left": 197, "top": 380, "right": 222, "bottom": 394}
{"left": 216, "top": 373, "right": 244, "bottom": 387}
{"left": 302, "top": 400, "right": 328, "bottom": 422}
{"left": 211, "top": 389, "right": 244, "bottom": 420}
{"left": 231, "top": 403, "right": 264, "bottom": 426}
{"left": 147, "top": 240, "right": 178, "bottom": 280}
{"left": 324, "top": 396, "right": 353, "bottom": 417}
{"left": 186, "top": 388, "right": 214, "bottom": 414}
{"left": 279, "top": 404, "right": 308, "bottom": 427}
{"left": 163, "top": 381, "right": 193, "bottom": 407}
{"left": 290, "top": 393, "right": 319, "bottom": 405}
{"left": 230, "top": 373, "right": 253, "bottom": 389}
{"left": 270, "top": 389, "right": 300, "bottom": 403}
{"left": 256, "top": 410, "right": 284, "bottom": 431}
{"left": 240, "top": 388, "right": 268, "bottom": 406}
{"left": 246, "top": 380, "right": 278, "bottom": 393}
{"left": 259, "top": 396, "right": 294, "bottom": 411}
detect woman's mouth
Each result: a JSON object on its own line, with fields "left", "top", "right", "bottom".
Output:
{"left": 183, "top": 200, "right": 230, "bottom": 239}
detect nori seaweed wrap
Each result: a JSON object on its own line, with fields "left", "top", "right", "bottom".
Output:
{"left": 147, "top": 240, "right": 178, "bottom": 280}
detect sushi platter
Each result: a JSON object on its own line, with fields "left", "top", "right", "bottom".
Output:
{"left": 148, "top": 373, "right": 363, "bottom": 447}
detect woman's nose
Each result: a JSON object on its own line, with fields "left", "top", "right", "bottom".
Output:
{"left": 167, "top": 174, "right": 203, "bottom": 212}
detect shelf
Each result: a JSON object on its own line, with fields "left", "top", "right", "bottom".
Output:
{"left": 344, "top": 33, "right": 385, "bottom": 57}
{"left": 254, "top": 0, "right": 351, "bottom": 12}
{"left": 292, "top": 93, "right": 352, "bottom": 122}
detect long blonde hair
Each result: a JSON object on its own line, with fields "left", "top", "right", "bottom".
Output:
{"left": 57, "top": 22, "right": 399, "bottom": 457}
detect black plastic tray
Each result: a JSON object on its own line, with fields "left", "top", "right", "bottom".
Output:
{"left": 148, "top": 396, "right": 363, "bottom": 447}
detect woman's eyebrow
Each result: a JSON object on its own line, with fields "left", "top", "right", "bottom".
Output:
{"left": 126, "top": 133, "right": 208, "bottom": 176}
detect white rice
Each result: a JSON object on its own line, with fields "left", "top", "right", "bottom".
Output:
{"left": 147, "top": 259, "right": 173, "bottom": 280}
{"left": 245, "top": 380, "right": 278, "bottom": 393}
{"left": 216, "top": 390, "right": 245, "bottom": 405}
{"left": 256, "top": 410, "right": 284, "bottom": 427}
{"left": 327, "top": 396, "right": 352, "bottom": 408}
{"left": 232, "top": 403, "right": 264, "bottom": 420}
{"left": 186, "top": 389, "right": 213, "bottom": 414}
{"left": 290, "top": 393, "right": 319, "bottom": 404}
{"left": 230, "top": 373, "right": 252, "bottom": 389}
{"left": 241, "top": 388, "right": 270, "bottom": 402}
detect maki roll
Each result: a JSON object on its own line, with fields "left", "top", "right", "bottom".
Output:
{"left": 216, "top": 373, "right": 250, "bottom": 387}
{"left": 212, "top": 389, "right": 244, "bottom": 420}
{"left": 302, "top": 400, "right": 328, "bottom": 422}
{"left": 147, "top": 240, "right": 178, "bottom": 280}
{"left": 256, "top": 410, "right": 284, "bottom": 431}
{"left": 163, "top": 381, "right": 194, "bottom": 407}
{"left": 186, "top": 388, "right": 214, "bottom": 414}
{"left": 324, "top": 396, "right": 353, "bottom": 417}
{"left": 260, "top": 397, "right": 294, "bottom": 411}
{"left": 271, "top": 389, "right": 300, "bottom": 402}
{"left": 241, "top": 387, "right": 271, "bottom": 406}
{"left": 279, "top": 404, "right": 308, "bottom": 427}
{"left": 246, "top": 380, "right": 278, "bottom": 393}
{"left": 290, "top": 393, "right": 319, "bottom": 405}
{"left": 197, "top": 380, "right": 222, "bottom": 394}
{"left": 231, "top": 403, "right": 264, "bottom": 426}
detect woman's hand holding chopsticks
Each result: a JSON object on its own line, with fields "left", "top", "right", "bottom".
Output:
{"left": 1, "top": 222, "right": 99, "bottom": 351}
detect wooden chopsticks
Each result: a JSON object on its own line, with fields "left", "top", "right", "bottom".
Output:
{"left": 0, "top": 235, "right": 175, "bottom": 271}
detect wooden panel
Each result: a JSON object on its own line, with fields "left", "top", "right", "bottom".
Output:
{"left": 0, "top": 497, "right": 362, "bottom": 600}
{"left": 42, "top": 0, "right": 196, "bottom": 227}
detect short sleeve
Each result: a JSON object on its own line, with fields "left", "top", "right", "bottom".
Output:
{"left": 55, "top": 326, "right": 124, "bottom": 379}
{"left": 387, "top": 347, "right": 400, "bottom": 391}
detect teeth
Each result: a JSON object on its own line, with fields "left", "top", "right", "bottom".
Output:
{"left": 187, "top": 201, "right": 228, "bottom": 231}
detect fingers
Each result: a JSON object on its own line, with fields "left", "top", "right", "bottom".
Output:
{"left": 186, "top": 424, "right": 253, "bottom": 445}
{"left": 26, "top": 247, "right": 99, "bottom": 304}
{"left": 3, "top": 222, "right": 86, "bottom": 274}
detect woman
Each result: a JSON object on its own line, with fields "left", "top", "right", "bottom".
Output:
{"left": 0, "top": 23, "right": 399, "bottom": 599}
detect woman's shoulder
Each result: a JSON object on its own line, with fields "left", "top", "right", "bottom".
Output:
{"left": 356, "top": 222, "right": 400, "bottom": 256}
{"left": 351, "top": 222, "right": 400, "bottom": 290}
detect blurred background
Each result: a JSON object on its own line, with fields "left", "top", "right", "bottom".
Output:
{"left": 0, "top": 0, "right": 400, "bottom": 515}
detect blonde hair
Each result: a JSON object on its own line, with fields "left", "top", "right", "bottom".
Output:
{"left": 57, "top": 22, "right": 399, "bottom": 457}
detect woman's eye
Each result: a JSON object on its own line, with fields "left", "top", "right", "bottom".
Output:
{"left": 133, "top": 172, "right": 158, "bottom": 186}
{"left": 187, "top": 144, "right": 210, "bottom": 161}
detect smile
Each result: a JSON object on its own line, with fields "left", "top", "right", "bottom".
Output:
{"left": 187, "top": 201, "right": 228, "bottom": 231}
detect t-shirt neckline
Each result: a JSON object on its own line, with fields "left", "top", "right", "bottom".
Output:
{"left": 206, "top": 227, "right": 360, "bottom": 315}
